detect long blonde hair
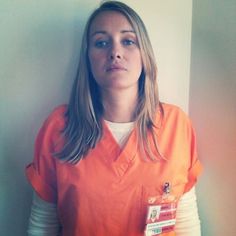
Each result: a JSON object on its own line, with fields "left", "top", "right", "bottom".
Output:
{"left": 56, "top": 1, "right": 163, "bottom": 163}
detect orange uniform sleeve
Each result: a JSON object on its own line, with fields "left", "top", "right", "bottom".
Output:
{"left": 25, "top": 106, "right": 66, "bottom": 203}
{"left": 184, "top": 119, "right": 203, "bottom": 193}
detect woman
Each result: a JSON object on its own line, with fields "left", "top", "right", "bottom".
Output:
{"left": 26, "top": 1, "right": 202, "bottom": 236}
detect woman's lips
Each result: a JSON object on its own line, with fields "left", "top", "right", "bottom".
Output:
{"left": 106, "top": 64, "right": 127, "bottom": 72}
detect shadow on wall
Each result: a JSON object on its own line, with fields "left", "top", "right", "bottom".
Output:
{"left": 190, "top": 0, "right": 236, "bottom": 235}
{"left": 0, "top": 1, "right": 90, "bottom": 234}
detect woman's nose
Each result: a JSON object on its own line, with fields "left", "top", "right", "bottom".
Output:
{"left": 109, "top": 43, "right": 122, "bottom": 60}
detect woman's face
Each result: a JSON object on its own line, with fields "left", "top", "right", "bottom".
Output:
{"left": 88, "top": 11, "right": 142, "bottom": 92}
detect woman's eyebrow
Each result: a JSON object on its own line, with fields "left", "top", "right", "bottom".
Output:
{"left": 91, "top": 31, "right": 107, "bottom": 37}
{"left": 91, "top": 29, "right": 136, "bottom": 37}
{"left": 120, "top": 30, "right": 136, "bottom": 34}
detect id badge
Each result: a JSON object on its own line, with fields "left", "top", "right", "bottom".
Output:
{"left": 145, "top": 183, "right": 177, "bottom": 236}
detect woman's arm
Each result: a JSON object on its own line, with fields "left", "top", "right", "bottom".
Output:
{"left": 175, "top": 187, "right": 201, "bottom": 236}
{"left": 27, "top": 192, "right": 61, "bottom": 236}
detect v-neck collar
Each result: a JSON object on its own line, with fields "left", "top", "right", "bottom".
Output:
{"left": 99, "top": 120, "right": 138, "bottom": 176}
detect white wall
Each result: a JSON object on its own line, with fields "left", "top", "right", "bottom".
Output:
{"left": 190, "top": 0, "right": 236, "bottom": 235}
{"left": 0, "top": 1, "right": 193, "bottom": 235}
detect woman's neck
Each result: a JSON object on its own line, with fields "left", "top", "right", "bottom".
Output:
{"left": 101, "top": 88, "right": 138, "bottom": 123}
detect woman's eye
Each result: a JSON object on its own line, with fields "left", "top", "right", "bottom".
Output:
{"left": 94, "top": 40, "right": 109, "bottom": 48}
{"left": 122, "top": 39, "right": 136, "bottom": 46}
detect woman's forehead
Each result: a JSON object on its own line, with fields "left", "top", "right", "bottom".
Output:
{"left": 89, "top": 11, "right": 134, "bottom": 36}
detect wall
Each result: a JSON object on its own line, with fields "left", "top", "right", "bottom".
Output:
{"left": 1, "top": 1, "right": 97, "bottom": 235}
{"left": 190, "top": 0, "right": 236, "bottom": 235}
{"left": 0, "top": 0, "right": 193, "bottom": 235}
{"left": 128, "top": 0, "right": 193, "bottom": 111}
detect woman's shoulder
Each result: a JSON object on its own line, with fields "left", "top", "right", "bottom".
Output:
{"left": 161, "top": 102, "right": 188, "bottom": 118}
{"left": 159, "top": 102, "right": 192, "bottom": 126}
{"left": 41, "top": 104, "right": 68, "bottom": 132}
{"left": 47, "top": 104, "right": 67, "bottom": 119}
{"left": 31, "top": 105, "right": 68, "bottom": 156}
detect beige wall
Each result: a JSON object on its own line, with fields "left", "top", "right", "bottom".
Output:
{"left": 0, "top": 1, "right": 193, "bottom": 235}
{"left": 190, "top": 0, "right": 236, "bottom": 235}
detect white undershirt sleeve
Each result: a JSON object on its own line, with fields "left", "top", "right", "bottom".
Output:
{"left": 175, "top": 186, "right": 201, "bottom": 236}
{"left": 27, "top": 192, "right": 61, "bottom": 236}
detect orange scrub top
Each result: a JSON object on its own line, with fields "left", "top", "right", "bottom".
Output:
{"left": 26, "top": 103, "right": 202, "bottom": 236}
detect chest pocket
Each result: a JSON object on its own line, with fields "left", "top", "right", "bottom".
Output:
{"left": 140, "top": 182, "right": 186, "bottom": 235}
{"left": 142, "top": 182, "right": 186, "bottom": 204}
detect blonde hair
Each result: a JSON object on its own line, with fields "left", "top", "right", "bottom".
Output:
{"left": 57, "top": 1, "right": 164, "bottom": 163}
